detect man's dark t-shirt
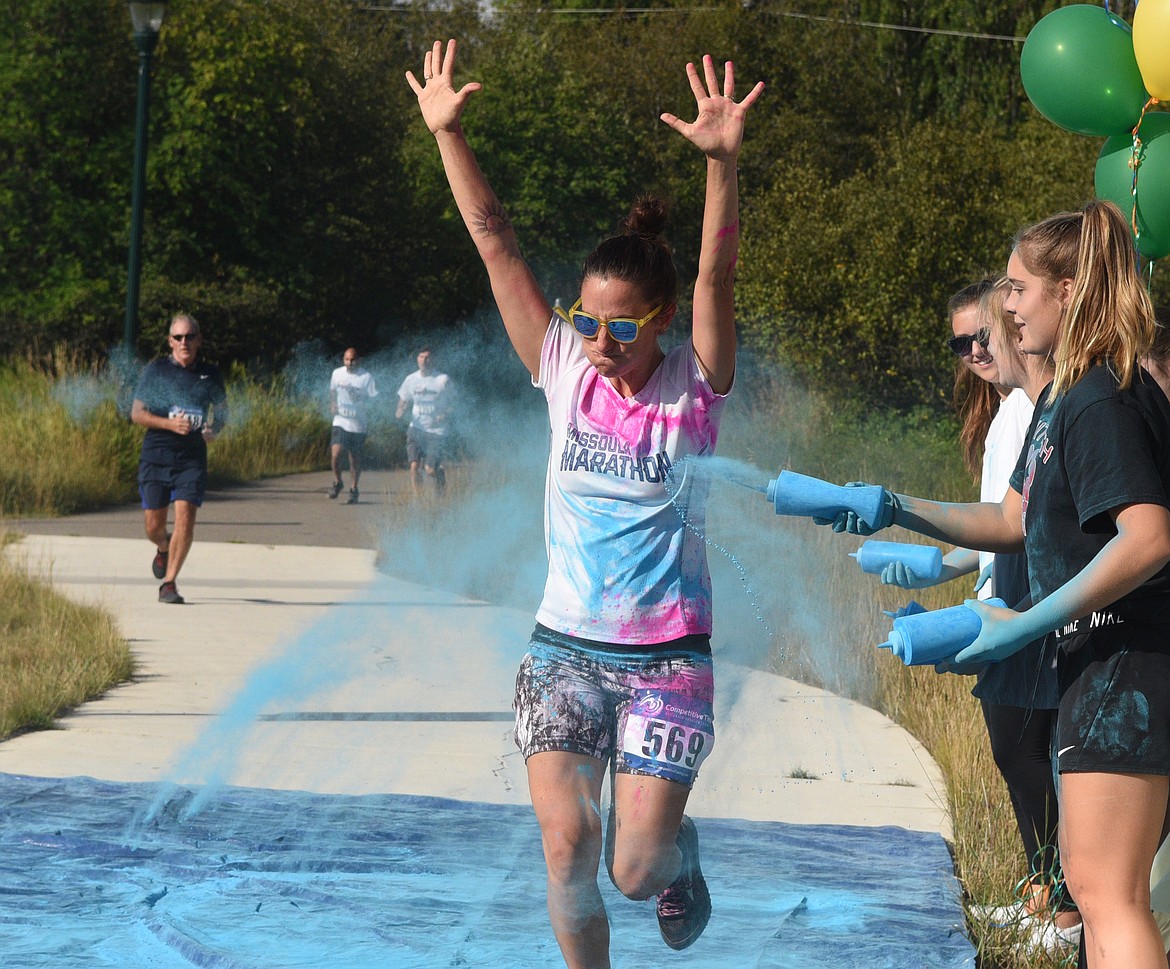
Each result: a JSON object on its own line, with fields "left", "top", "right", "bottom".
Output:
{"left": 134, "top": 357, "right": 227, "bottom": 467}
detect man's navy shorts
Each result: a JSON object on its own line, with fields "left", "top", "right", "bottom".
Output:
{"left": 138, "top": 461, "right": 207, "bottom": 510}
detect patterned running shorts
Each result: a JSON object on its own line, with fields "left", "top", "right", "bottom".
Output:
{"left": 513, "top": 625, "right": 715, "bottom": 788}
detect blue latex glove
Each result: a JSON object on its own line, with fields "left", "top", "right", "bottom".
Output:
{"left": 812, "top": 482, "right": 900, "bottom": 535}
{"left": 973, "top": 561, "right": 993, "bottom": 595}
{"left": 952, "top": 598, "right": 1027, "bottom": 665}
{"left": 879, "top": 560, "right": 939, "bottom": 590}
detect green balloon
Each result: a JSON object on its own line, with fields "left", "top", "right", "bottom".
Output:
{"left": 1095, "top": 113, "right": 1170, "bottom": 260}
{"left": 1021, "top": 5, "right": 1149, "bottom": 137}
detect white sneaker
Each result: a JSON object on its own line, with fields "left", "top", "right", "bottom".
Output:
{"left": 1018, "top": 919, "right": 1082, "bottom": 956}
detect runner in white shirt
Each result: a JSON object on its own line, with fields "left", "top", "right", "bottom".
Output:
{"left": 396, "top": 347, "right": 455, "bottom": 496}
{"left": 408, "top": 40, "right": 763, "bottom": 968}
{"left": 328, "top": 347, "right": 377, "bottom": 504}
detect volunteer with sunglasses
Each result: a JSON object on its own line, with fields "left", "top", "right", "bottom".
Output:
{"left": 408, "top": 40, "right": 762, "bottom": 969}
{"left": 885, "top": 279, "right": 1073, "bottom": 950}
{"left": 817, "top": 200, "right": 1170, "bottom": 969}
{"left": 899, "top": 280, "right": 1025, "bottom": 590}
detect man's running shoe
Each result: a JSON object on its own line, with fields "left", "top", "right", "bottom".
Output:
{"left": 158, "top": 581, "right": 185, "bottom": 604}
{"left": 347, "top": 488, "right": 359, "bottom": 505}
{"left": 328, "top": 480, "right": 343, "bottom": 500}
{"left": 151, "top": 548, "right": 169, "bottom": 580}
{"left": 656, "top": 815, "right": 711, "bottom": 950}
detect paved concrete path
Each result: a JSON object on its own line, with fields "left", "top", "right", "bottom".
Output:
{"left": 1, "top": 473, "right": 951, "bottom": 836}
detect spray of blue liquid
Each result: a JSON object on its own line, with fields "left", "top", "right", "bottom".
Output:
{"left": 664, "top": 455, "right": 774, "bottom": 643}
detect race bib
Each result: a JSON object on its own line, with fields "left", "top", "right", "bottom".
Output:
{"left": 338, "top": 404, "right": 357, "bottom": 419}
{"left": 169, "top": 406, "right": 205, "bottom": 432}
{"left": 620, "top": 689, "right": 714, "bottom": 784}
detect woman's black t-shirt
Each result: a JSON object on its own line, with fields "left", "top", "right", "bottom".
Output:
{"left": 1009, "top": 365, "right": 1170, "bottom": 626}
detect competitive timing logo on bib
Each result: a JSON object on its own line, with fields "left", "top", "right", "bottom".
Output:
{"left": 634, "top": 692, "right": 666, "bottom": 717}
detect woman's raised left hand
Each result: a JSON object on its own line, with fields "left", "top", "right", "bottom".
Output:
{"left": 659, "top": 55, "right": 764, "bottom": 160}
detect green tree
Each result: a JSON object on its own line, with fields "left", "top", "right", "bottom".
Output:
{"left": 0, "top": 0, "right": 132, "bottom": 356}
{"left": 738, "top": 116, "right": 1100, "bottom": 409}
{"left": 1, "top": 0, "right": 1158, "bottom": 405}
{"left": 142, "top": 0, "right": 427, "bottom": 360}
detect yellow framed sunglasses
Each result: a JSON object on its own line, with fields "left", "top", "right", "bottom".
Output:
{"left": 556, "top": 298, "right": 664, "bottom": 344}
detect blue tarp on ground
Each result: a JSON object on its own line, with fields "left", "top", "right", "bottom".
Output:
{"left": 0, "top": 773, "right": 974, "bottom": 968}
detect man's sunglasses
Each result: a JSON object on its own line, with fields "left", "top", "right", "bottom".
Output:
{"left": 556, "top": 298, "right": 663, "bottom": 344}
{"left": 947, "top": 327, "right": 990, "bottom": 357}
{"left": 170, "top": 332, "right": 199, "bottom": 342}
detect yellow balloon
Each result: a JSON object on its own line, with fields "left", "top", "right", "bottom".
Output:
{"left": 1135, "top": 0, "right": 1170, "bottom": 100}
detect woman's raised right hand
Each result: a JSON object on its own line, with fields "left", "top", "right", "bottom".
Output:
{"left": 405, "top": 39, "right": 482, "bottom": 135}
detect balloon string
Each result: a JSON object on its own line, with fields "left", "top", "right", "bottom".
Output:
{"left": 1129, "top": 97, "right": 1161, "bottom": 242}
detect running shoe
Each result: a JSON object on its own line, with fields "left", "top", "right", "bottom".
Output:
{"left": 1016, "top": 918, "right": 1081, "bottom": 956}
{"left": 158, "top": 581, "right": 185, "bottom": 605}
{"left": 657, "top": 815, "right": 711, "bottom": 950}
{"left": 328, "top": 480, "right": 343, "bottom": 500}
{"left": 347, "top": 488, "right": 359, "bottom": 505}
{"left": 151, "top": 548, "right": 169, "bottom": 580}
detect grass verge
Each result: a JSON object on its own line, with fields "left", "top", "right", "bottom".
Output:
{"left": 0, "top": 533, "right": 134, "bottom": 740}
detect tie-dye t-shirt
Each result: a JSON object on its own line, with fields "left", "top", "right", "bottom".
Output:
{"left": 533, "top": 313, "right": 729, "bottom": 646}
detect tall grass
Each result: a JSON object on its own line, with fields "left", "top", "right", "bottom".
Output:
{"left": 207, "top": 364, "right": 337, "bottom": 484}
{"left": 0, "top": 532, "right": 133, "bottom": 739}
{"left": 0, "top": 357, "right": 140, "bottom": 515}
{"left": 0, "top": 353, "right": 342, "bottom": 516}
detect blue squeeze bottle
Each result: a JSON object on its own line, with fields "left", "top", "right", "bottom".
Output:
{"left": 850, "top": 540, "right": 943, "bottom": 582}
{"left": 877, "top": 598, "right": 1007, "bottom": 666}
{"left": 765, "top": 471, "right": 886, "bottom": 530}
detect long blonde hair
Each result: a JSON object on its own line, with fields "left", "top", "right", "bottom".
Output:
{"left": 983, "top": 277, "right": 1016, "bottom": 366}
{"left": 1014, "top": 200, "right": 1154, "bottom": 400}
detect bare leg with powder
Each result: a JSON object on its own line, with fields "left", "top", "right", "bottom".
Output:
{"left": 527, "top": 752, "right": 694, "bottom": 969}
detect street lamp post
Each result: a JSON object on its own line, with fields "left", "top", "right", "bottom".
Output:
{"left": 123, "top": 0, "right": 169, "bottom": 353}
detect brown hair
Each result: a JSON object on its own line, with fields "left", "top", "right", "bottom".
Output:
{"left": 581, "top": 195, "right": 678, "bottom": 309}
{"left": 950, "top": 277, "right": 999, "bottom": 478}
{"left": 1147, "top": 303, "right": 1170, "bottom": 364}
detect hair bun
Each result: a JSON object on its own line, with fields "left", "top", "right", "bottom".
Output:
{"left": 621, "top": 195, "right": 669, "bottom": 241}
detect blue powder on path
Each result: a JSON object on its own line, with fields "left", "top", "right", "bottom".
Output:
{"left": 0, "top": 773, "right": 973, "bottom": 968}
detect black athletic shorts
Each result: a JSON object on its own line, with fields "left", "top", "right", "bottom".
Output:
{"left": 330, "top": 426, "right": 367, "bottom": 458}
{"left": 1054, "top": 615, "right": 1170, "bottom": 776}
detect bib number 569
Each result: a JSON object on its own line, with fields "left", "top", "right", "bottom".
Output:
{"left": 641, "top": 719, "right": 706, "bottom": 768}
